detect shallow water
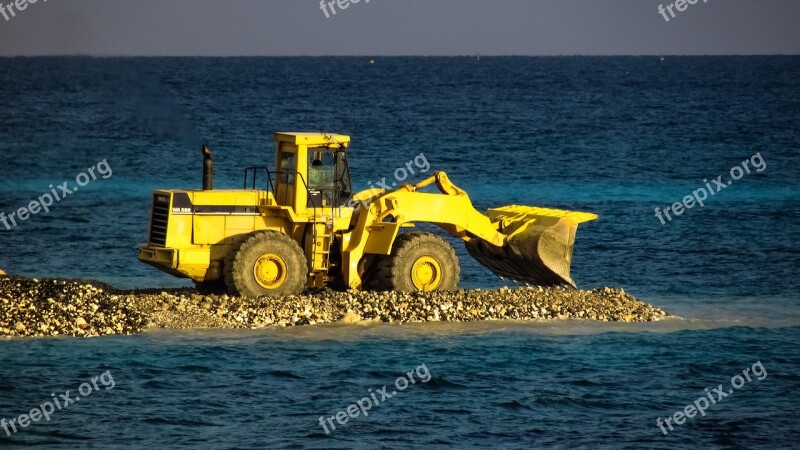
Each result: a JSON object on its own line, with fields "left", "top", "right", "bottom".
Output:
{"left": 1, "top": 323, "right": 797, "bottom": 449}
{"left": 1, "top": 56, "right": 799, "bottom": 448}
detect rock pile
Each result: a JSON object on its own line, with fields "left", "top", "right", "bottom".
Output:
{"left": 0, "top": 275, "right": 668, "bottom": 338}
{"left": 0, "top": 276, "right": 148, "bottom": 337}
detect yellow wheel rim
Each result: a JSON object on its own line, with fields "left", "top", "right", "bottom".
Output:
{"left": 411, "top": 256, "right": 442, "bottom": 291}
{"left": 253, "top": 253, "right": 288, "bottom": 289}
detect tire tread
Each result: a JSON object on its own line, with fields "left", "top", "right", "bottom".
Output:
{"left": 370, "top": 231, "right": 459, "bottom": 292}
{"left": 223, "top": 231, "right": 308, "bottom": 297}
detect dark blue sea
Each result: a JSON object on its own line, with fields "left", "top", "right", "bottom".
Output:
{"left": 0, "top": 56, "right": 798, "bottom": 448}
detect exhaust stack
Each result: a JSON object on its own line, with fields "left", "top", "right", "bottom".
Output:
{"left": 202, "top": 145, "right": 213, "bottom": 190}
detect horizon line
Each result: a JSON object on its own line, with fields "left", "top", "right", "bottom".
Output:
{"left": 0, "top": 53, "right": 798, "bottom": 58}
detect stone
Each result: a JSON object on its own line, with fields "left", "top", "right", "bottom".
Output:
{"left": 340, "top": 311, "right": 362, "bottom": 323}
{"left": 0, "top": 275, "right": 668, "bottom": 337}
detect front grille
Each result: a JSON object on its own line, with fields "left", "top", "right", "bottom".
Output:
{"left": 149, "top": 194, "right": 170, "bottom": 246}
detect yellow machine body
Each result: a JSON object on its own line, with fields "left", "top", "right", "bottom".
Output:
{"left": 138, "top": 132, "right": 598, "bottom": 295}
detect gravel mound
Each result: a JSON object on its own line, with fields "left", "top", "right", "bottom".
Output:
{"left": 0, "top": 276, "right": 148, "bottom": 337}
{"left": 0, "top": 275, "right": 668, "bottom": 338}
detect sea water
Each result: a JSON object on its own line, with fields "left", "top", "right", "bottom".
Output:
{"left": 0, "top": 56, "right": 798, "bottom": 448}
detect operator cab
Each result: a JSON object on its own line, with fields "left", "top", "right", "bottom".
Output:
{"left": 307, "top": 146, "right": 352, "bottom": 208}
{"left": 270, "top": 133, "right": 354, "bottom": 213}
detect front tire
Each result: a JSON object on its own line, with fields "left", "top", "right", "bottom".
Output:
{"left": 224, "top": 231, "right": 308, "bottom": 297}
{"left": 371, "top": 232, "right": 460, "bottom": 292}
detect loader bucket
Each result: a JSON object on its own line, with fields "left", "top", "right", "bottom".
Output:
{"left": 465, "top": 205, "right": 598, "bottom": 288}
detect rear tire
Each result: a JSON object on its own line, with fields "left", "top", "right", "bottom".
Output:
{"left": 370, "top": 232, "right": 459, "bottom": 292}
{"left": 224, "top": 231, "right": 308, "bottom": 297}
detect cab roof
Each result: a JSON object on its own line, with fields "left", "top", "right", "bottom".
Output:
{"left": 273, "top": 132, "right": 351, "bottom": 147}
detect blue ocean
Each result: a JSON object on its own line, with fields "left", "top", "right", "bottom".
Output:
{"left": 0, "top": 56, "right": 798, "bottom": 448}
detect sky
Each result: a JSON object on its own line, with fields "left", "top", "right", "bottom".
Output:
{"left": 0, "top": 0, "right": 798, "bottom": 56}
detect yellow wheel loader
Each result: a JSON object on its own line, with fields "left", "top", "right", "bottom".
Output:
{"left": 138, "top": 133, "right": 597, "bottom": 297}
